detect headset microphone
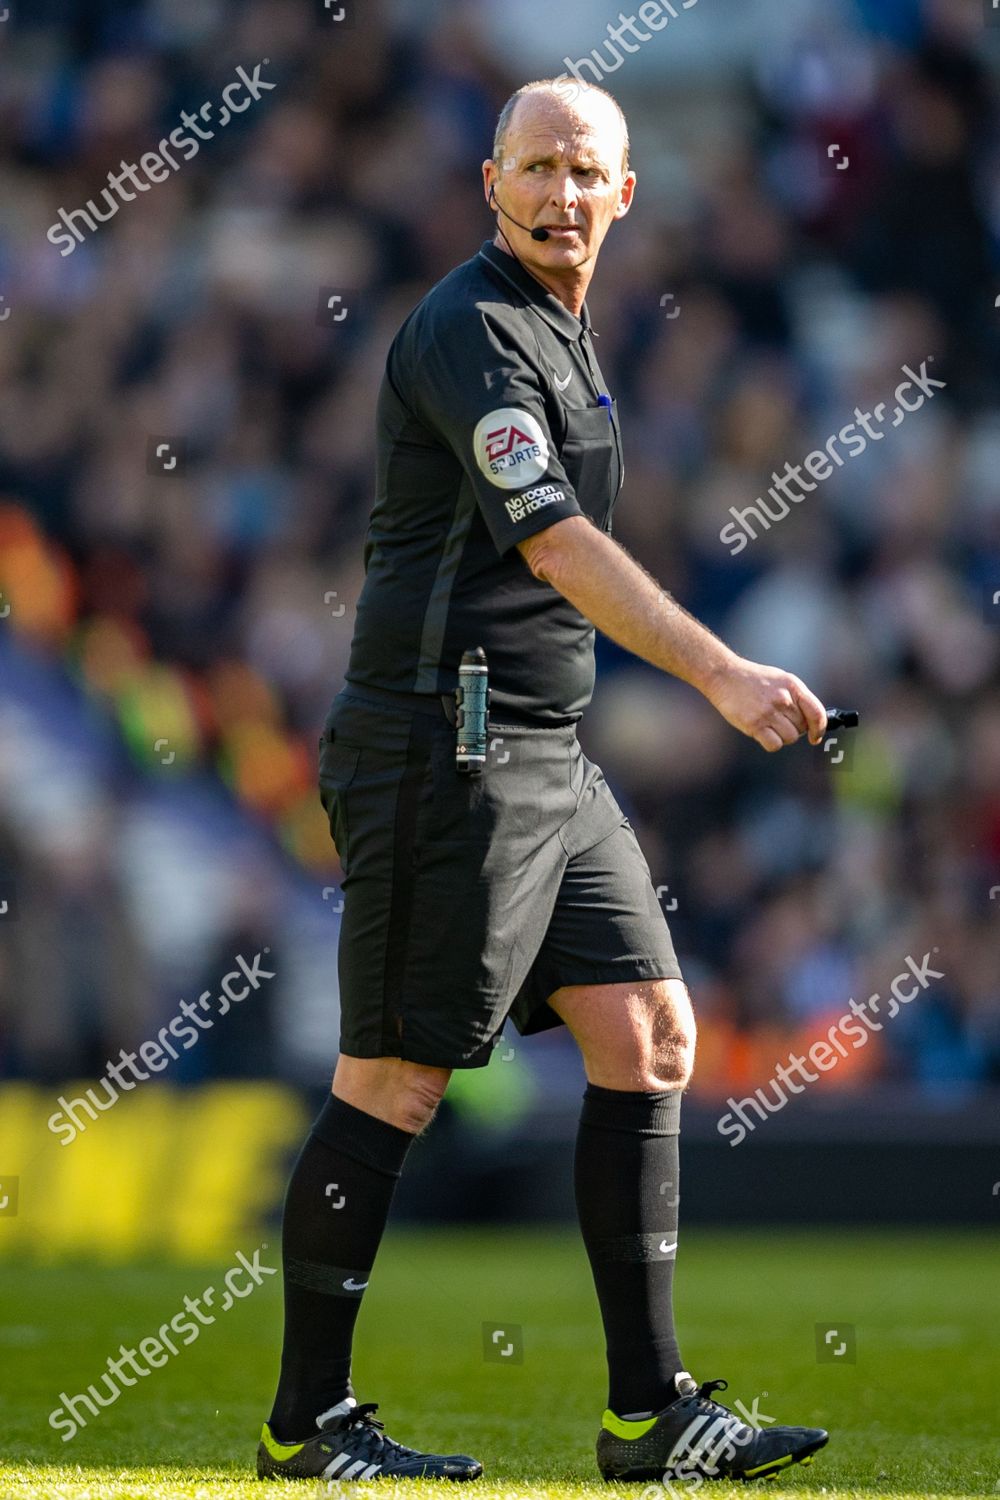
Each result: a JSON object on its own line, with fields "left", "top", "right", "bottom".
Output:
{"left": 489, "top": 184, "right": 550, "bottom": 241}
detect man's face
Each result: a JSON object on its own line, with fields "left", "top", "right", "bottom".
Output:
{"left": 482, "top": 92, "right": 635, "bottom": 274}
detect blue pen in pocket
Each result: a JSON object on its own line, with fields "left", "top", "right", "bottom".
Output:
{"left": 597, "top": 393, "right": 613, "bottom": 421}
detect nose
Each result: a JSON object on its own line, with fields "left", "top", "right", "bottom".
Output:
{"left": 551, "top": 171, "right": 580, "bottom": 214}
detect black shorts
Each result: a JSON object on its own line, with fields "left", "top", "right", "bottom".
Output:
{"left": 319, "top": 684, "right": 682, "bottom": 1069}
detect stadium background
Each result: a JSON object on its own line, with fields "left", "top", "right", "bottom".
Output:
{"left": 1, "top": 0, "right": 1000, "bottom": 1269}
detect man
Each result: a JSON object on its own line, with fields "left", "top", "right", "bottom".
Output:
{"left": 257, "top": 79, "right": 830, "bottom": 1484}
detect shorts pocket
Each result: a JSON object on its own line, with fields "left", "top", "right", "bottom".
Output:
{"left": 421, "top": 724, "right": 490, "bottom": 843}
{"left": 319, "top": 736, "right": 361, "bottom": 868}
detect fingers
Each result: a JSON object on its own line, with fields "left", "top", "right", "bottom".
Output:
{"left": 774, "top": 710, "right": 804, "bottom": 744}
{"left": 757, "top": 725, "right": 784, "bottom": 752}
{"left": 755, "top": 690, "right": 805, "bottom": 751}
{"left": 757, "top": 714, "right": 799, "bottom": 751}
{"left": 736, "top": 667, "right": 831, "bottom": 752}
{"left": 757, "top": 679, "right": 825, "bottom": 751}
{"left": 789, "top": 679, "right": 828, "bottom": 745}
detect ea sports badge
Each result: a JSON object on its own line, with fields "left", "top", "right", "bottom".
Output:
{"left": 473, "top": 407, "right": 549, "bottom": 490}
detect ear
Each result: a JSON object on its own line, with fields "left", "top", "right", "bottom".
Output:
{"left": 482, "top": 159, "right": 496, "bottom": 207}
{"left": 613, "top": 171, "right": 637, "bottom": 221}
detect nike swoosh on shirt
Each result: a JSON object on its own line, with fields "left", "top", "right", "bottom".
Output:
{"left": 658, "top": 1240, "right": 678, "bottom": 1255}
{"left": 554, "top": 370, "right": 572, "bottom": 391}
{"left": 343, "top": 1277, "right": 369, "bottom": 1291}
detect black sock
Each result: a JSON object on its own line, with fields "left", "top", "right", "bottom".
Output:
{"left": 574, "top": 1082, "right": 684, "bottom": 1417}
{"left": 268, "top": 1092, "right": 416, "bottom": 1441}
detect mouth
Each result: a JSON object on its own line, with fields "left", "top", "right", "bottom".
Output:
{"left": 541, "top": 225, "right": 579, "bottom": 238}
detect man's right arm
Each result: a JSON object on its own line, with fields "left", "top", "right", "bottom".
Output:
{"left": 517, "top": 517, "right": 828, "bottom": 753}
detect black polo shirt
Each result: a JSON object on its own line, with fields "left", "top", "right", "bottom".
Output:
{"left": 345, "top": 238, "right": 624, "bottom": 723}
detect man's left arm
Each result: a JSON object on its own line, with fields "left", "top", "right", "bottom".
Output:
{"left": 518, "top": 516, "right": 828, "bottom": 753}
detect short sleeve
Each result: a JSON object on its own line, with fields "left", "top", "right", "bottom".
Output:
{"left": 406, "top": 308, "right": 584, "bottom": 557}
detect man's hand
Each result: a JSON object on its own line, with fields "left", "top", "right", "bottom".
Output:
{"left": 520, "top": 518, "right": 828, "bottom": 751}
{"left": 699, "top": 658, "right": 828, "bottom": 752}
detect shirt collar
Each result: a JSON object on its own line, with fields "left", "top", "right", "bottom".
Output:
{"left": 477, "top": 239, "right": 591, "bottom": 343}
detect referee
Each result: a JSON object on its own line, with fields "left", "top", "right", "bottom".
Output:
{"left": 258, "top": 79, "right": 829, "bottom": 1484}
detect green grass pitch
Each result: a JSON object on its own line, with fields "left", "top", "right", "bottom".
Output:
{"left": 1, "top": 1228, "right": 997, "bottom": 1498}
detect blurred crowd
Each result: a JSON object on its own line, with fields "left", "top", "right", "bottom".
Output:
{"left": 0, "top": 0, "right": 998, "bottom": 1099}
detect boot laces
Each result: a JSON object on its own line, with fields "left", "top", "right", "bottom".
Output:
{"left": 692, "top": 1377, "right": 745, "bottom": 1425}
{"left": 696, "top": 1378, "right": 729, "bottom": 1403}
{"left": 338, "top": 1402, "right": 415, "bottom": 1463}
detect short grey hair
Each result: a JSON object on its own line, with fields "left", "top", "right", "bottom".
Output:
{"left": 492, "top": 77, "right": 630, "bottom": 179}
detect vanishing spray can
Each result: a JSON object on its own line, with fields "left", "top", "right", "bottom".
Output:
{"left": 455, "top": 647, "right": 489, "bottom": 775}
